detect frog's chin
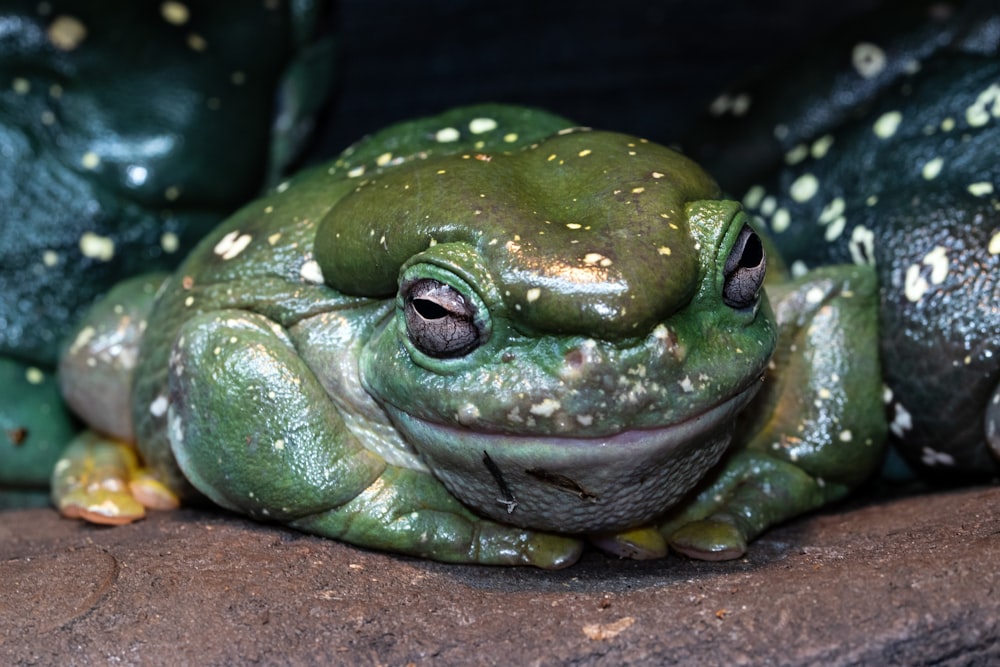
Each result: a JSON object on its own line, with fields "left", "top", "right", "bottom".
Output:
{"left": 384, "top": 382, "right": 761, "bottom": 534}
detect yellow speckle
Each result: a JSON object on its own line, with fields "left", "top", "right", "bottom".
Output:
{"left": 811, "top": 134, "right": 834, "bottom": 159}
{"left": 47, "top": 15, "right": 87, "bottom": 51}
{"left": 160, "top": 232, "right": 180, "bottom": 253}
{"left": 25, "top": 367, "right": 45, "bottom": 385}
{"left": 852, "top": 42, "right": 886, "bottom": 79}
{"left": 526, "top": 288, "right": 541, "bottom": 303}
{"left": 566, "top": 223, "right": 582, "bottom": 230}
{"left": 503, "top": 132, "right": 518, "bottom": 143}
{"left": 789, "top": 173, "right": 819, "bottom": 203}
{"left": 79, "top": 232, "right": 115, "bottom": 261}
{"left": 988, "top": 231, "right": 1000, "bottom": 255}
{"left": 375, "top": 152, "right": 393, "bottom": 166}
{"left": 657, "top": 246, "right": 671, "bottom": 256}
{"left": 631, "top": 187, "right": 645, "bottom": 194}
{"left": 436, "top": 169, "right": 447, "bottom": 175}
{"left": 578, "top": 149, "right": 592, "bottom": 158}
{"left": 771, "top": 208, "right": 791, "bottom": 233}
{"left": 651, "top": 172, "right": 664, "bottom": 179}
{"left": 921, "top": 157, "right": 944, "bottom": 180}
{"left": 80, "top": 151, "right": 100, "bottom": 170}
{"left": 873, "top": 111, "right": 902, "bottom": 139}
{"left": 187, "top": 33, "right": 207, "bottom": 51}
{"left": 547, "top": 154, "right": 557, "bottom": 161}
{"left": 968, "top": 182, "right": 994, "bottom": 197}
{"left": 160, "top": 1, "right": 190, "bottom": 25}
{"left": 268, "top": 232, "right": 282, "bottom": 245}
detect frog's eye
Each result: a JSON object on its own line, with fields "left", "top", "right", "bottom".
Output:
{"left": 722, "top": 224, "right": 766, "bottom": 309}
{"left": 403, "top": 278, "right": 485, "bottom": 358}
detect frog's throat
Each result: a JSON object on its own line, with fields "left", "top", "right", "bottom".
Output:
{"left": 384, "top": 380, "right": 762, "bottom": 533}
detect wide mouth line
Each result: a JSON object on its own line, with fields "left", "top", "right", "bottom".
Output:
{"left": 389, "top": 379, "right": 761, "bottom": 448}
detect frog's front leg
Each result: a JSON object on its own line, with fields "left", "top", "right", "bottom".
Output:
{"left": 655, "top": 265, "right": 888, "bottom": 560}
{"left": 169, "top": 310, "right": 583, "bottom": 569}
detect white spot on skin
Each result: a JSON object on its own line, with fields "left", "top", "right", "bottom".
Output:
{"left": 922, "top": 157, "right": 944, "bottom": 180}
{"left": 12, "top": 78, "right": 30, "bottom": 94}
{"left": 743, "top": 185, "right": 765, "bottom": 210}
{"left": 526, "top": 287, "right": 541, "bottom": 303}
{"left": 347, "top": 165, "right": 365, "bottom": 178}
{"left": 160, "top": 232, "right": 180, "bottom": 253}
{"left": 457, "top": 403, "right": 480, "bottom": 425}
{"left": 785, "top": 144, "right": 808, "bottom": 165}
{"left": 890, "top": 402, "right": 912, "bottom": 437}
{"left": 468, "top": 118, "right": 498, "bottom": 134}
{"left": 904, "top": 264, "right": 930, "bottom": 302}
{"left": 150, "top": 395, "right": 169, "bottom": 418}
{"left": 921, "top": 446, "right": 955, "bottom": 467}
{"left": 965, "top": 83, "right": 1000, "bottom": 127}
{"left": 771, "top": 208, "right": 791, "bottom": 233}
{"left": 988, "top": 231, "right": 1000, "bottom": 255}
{"left": 213, "top": 231, "right": 252, "bottom": 260}
{"left": 79, "top": 232, "right": 115, "bottom": 261}
{"left": 805, "top": 287, "right": 825, "bottom": 304}
{"left": 852, "top": 42, "right": 887, "bottom": 79}
{"left": 968, "top": 182, "right": 994, "bottom": 197}
{"left": 923, "top": 245, "right": 950, "bottom": 285}
{"left": 824, "top": 216, "right": 846, "bottom": 242}
{"left": 529, "top": 398, "right": 561, "bottom": 418}
{"left": 25, "top": 367, "right": 44, "bottom": 384}
{"left": 873, "top": 111, "right": 903, "bottom": 139}
{"left": 811, "top": 135, "right": 834, "bottom": 159}
{"left": 790, "top": 173, "right": 819, "bottom": 203}
{"left": 435, "top": 127, "right": 460, "bottom": 143}
{"left": 300, "top": 259, "right": 324, "bottom": 284}
{"left": 273, "top": 439, "right": 285, "bottom": 452}
{"left": 849, "top": 225, "right": 876, "bottom": 266}
{"left": 42, "top": 250, "right": 59, "bottom": 267}
{"left": 80, "top": 152, "right": 100, "bottom": 170}
{"left": 678, "top": 376, "right": 694, "bottom": 393}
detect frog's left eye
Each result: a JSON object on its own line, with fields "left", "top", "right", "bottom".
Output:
{"left": 722, "top": 225, "right": 766, "bottom": 310}
{"left": 403, "top": 278, "right": 485, "bottom": 358}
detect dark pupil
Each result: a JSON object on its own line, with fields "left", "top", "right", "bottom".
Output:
{"left": 412, "top": 298, "right": 449, "bottom": 320}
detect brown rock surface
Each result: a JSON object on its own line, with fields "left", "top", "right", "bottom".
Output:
{"left": 1, "top": 486, "right": 997, "bottom": 666}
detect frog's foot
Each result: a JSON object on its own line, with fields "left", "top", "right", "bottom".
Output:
{"left": 655, "top": 451, "right": 846, "bottom": 561}
{"left": 589, "top": 526, "right": 668, "bottom": 560}
{"left": 51, "top": 431, "right": 178, "bottom": 525}
{"left": 291, "top": 465, "right": 584, "bottom": 569}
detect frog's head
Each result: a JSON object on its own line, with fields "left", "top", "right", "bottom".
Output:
{"left": 315, "top": 130, "right": 776, "bottom": 533}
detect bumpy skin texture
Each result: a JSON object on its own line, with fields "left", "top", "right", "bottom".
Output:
{"left": 54, "top": 105, "right": 888, "bottom": 567}
{"left": 688, "top": 0, "right": 1000, "bottom": 479}
{"left": 0, "top": 1, "right": 335, "bottom": 498}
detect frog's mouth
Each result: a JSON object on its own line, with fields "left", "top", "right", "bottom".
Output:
{"left": 383, "top": 381, "right": 761, "bottom": 533}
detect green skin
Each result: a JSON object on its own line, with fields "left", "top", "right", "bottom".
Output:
{"left": 0, "top": 1, "right": 335, "bottom": 503}
{"left": 51, "top": 105, "right": 887, "bottom": 567}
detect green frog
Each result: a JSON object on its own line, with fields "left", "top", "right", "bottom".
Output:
{"left": 51, "top": 105, "right": 887, "bottom": 567}
{"left": 0, "top": 1, "right": 335, "bottom": 504}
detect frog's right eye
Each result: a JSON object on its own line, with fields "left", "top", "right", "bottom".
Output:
{"left": 722, "top": 224, "right": 766, "bottom": 310}
{"left": 402, "top": 278, "right": 485, "bottom": 358}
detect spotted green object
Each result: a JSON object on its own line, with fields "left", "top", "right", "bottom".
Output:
{"left": 0, "top": 0, "right": 335, "bottom": 500}
{"left": 688, "top": 0, "right": 1000, "bottom": 479}
{"left": 49, "top": 104, "right": 887, "bottom": 567}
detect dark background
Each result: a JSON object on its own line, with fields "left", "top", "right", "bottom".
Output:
{"left": 316, "top": 0, "right": 885, "bottom": 157}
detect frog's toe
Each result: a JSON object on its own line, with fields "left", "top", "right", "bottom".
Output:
{"left": 666, "top": 519, "right": 747, "bottom": 561}
{"left": 129, "top": 471, "right": 180, "bottom": 511}
{"left": 51, "top": 431, "right": 171, "bottom": 525}
{"left": 589, "top": 526, "right": 669, "bottom": 560}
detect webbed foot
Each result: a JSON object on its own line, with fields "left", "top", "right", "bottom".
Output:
{"left": 51, "top": 431, "right": 178, "bottom": 525}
